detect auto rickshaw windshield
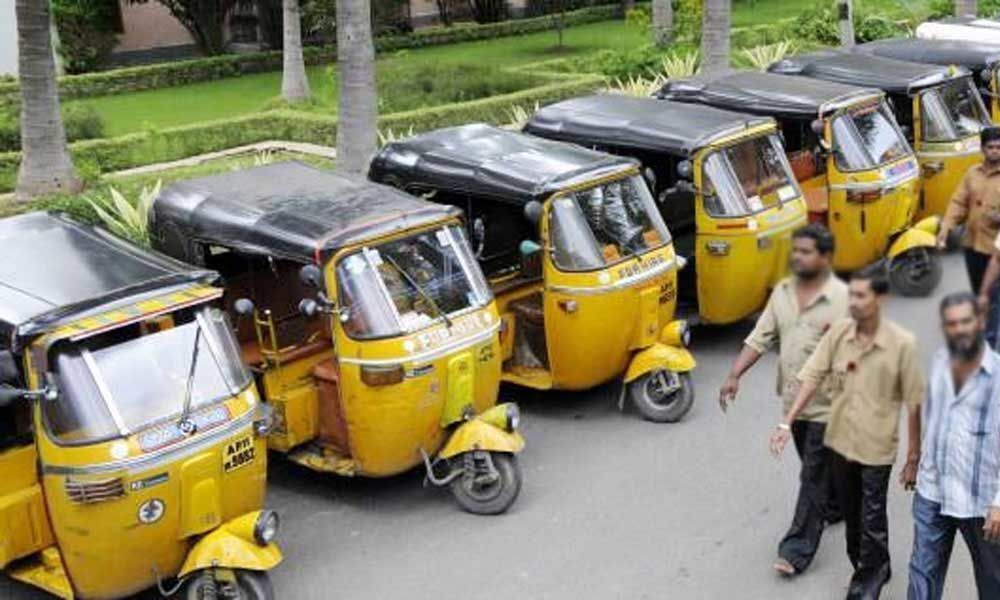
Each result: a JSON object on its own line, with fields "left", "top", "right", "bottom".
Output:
{"left": 920, "top": 78, "right": 992, "bottom": 142}
{"left": 831, "top": 102, "right": 910, "bottom": 171}
{"left": 701, "top": 134, "right": 800, "bottom": 218}
{"left": 336, "top": 224, "right": 492, "bottom": 340}
{"left": 549, "top": 174, "right": 671, "bottom": 272}
{"left": 44, "top": 307, "right": 251, "bottom": 446}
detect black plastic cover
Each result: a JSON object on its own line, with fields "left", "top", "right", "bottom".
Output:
{"left": 656, "top": 70, "right": 880, "bottom": 121}
{"left": 769, "top": 50, "right": 968, "bottom": 95}
{"left": 152, "top": 161, "right": 460, "bottom": 264}
{"left": 522, "top": 94, "right": 774, "bottom": 158}
{"left": 855, "top": 38, "right": 1000, "bottom": 78}
{"left": 368, "top": 123, "right": 638, "bottom": 205}
{"left": 0, "top": 212, "right": 215, "bottom": 350}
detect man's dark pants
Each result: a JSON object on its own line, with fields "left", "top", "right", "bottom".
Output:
{"left": 830, "top": 450, "right": 893, "bottom": 599}
{"left": 778, "top": 420, "right": 839, "bottom": 572}
{"left": 964, "top": 248, "right": 991, "bottom": 293}
{"left": 907, "top": 493, "right": 1000, "bottom": 600}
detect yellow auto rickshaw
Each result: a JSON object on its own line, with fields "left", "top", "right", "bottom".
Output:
{"left": 855, "top": 38, "right": 1000, "bottom": 124}
{"left": 370, "top": 124, "right": 697, "bottom": 423}
{"left": 770, "top": 50, "right": 993, "bottom": 221}
{"left": 523, "top": 94, "right": 807, "bottom": 325}
{"left": 659, "top": 71, "right": 942, "bottom": 296}
{"left": 0, "top": 212, "right": 281, "bottom": 599}
{"left": 152, "top": 162, "right": 524, "bottom": 515}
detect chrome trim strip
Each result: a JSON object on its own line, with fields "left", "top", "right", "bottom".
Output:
{"left": 917, "top": 149, "right": 982, "bottom": 158}
{"left": 547, "top": 257, "right": 677, "bottom": 296}
{"left": 829, "top": 173, "right": 919, "bottom": 192}
{"left": 339, "top": 321, "right": 501, "bottom": 366}
{"left": 42, "top": 409, "right": 256, "bottom": 476}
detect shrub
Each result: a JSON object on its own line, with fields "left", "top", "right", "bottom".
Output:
{"left": 661, "top": 49, "right": 699, "bottom": 78}
{"left": 584, "top": 45, "right": 665, "bottom": 80}
{"left": 927, "top": 0, "right": 953, "bottom": 20}
{"left": 86, "top": 180, "right": 161, "bottom": 246}
{"left": 0, "top": 104, "right": 106, "bottom": 153}
{"left": 854, "top": 12, "right": 910, "bottom": 43}
{"left": 53, "top": 0, "right": 120, "bottom": 74}
{"left": 673, "top": 0, "right": 703, "bottom": 43}
{"left": 792, "top": 2, "right": 839, "bottom": 45}
{"left": 376, "top": 63, "right": 545, "bottom": 113}
{"left": 739, "top": 40, "right": 796, "bottom": 71}
{"left": 981, "top": 0, "right": 1000, "bottom": 17}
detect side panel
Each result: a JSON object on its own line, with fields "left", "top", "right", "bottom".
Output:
{"left": 916, "top": 139, "right": 982, "bottom": 220}
{"left": 261, "top": 348, "right": 336, "bottom": 453}
{"left": 0, "top": 445, "right": 54, "bottom": 569}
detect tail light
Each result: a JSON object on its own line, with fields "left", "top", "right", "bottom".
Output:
{"left": 360, "top": 364, "right": 405, "bottom": 386}
{"left": 65, "top": 477, "right": 125, "bottom": 504}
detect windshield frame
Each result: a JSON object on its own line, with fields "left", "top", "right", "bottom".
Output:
{"left": 41, "top": 308, "right": 251, "bottom": 448}
{"left": 333, "top": 222, "right": 494, "bottom": 342}
{"left": 546, "top": 172, "right": 673, "bottom": 274}
{"left": 829, "top": 101, "right": 913, "bottom": 173}
{"left": 919, "top": 77, "right": 992, "bottom": 143}
{"left": 699, "top": 132, "right": 802, "bottom": 218}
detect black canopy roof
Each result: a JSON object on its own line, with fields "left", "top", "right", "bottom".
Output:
{"left": 522, "top": 94, "right": 774, "bottom": 157}
{"left": 368, "top": 123, "right": 638, "bottom": 205}
{"left": 0, "top": 212, "right": 215, "bottom": 350}
{"left": 656, "top": 70, "right": 882, "bottom": 121}
{"left": 769, "top": 50, "right": 968, "bottom": 95}
{"left": 153, "top": 161, "right": 459, "bottom": 264}
{"left": 855, "top": 38, "right": 1000, "bottom": 76}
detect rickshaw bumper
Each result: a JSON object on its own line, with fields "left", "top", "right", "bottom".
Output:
{"left": 439, "top": 407, "right": 526, "bottom": 460}
{"left": 887, "top": 222, "right": 938, "bottom": 260}
{"left": 178, "top": 511, "right": 283, "bottom": 579}
{"left": 623, "top": 343, "right": 697, "bottom": 384}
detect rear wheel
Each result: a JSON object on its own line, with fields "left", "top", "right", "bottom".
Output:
{"left": 889, "top": 248, "right": 941, "bottom": 297}
{"left": 185, "top": 570, "right": 274, "bottom": 600}
{"left": 630, "top": 371, "right": 694, "bottom": 423}
{"left": 449, "top": 452, "right": 522, "bottom": 515}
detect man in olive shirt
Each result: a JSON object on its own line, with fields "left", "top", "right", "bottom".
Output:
{"left": 720, "top": 224, "right": 848, "bottom": 576}
{"left": 771, "top": 267, "right": 924, "bottom": 599}
{"left": 938, "top": 126, "right": 1000, "bottom": 292}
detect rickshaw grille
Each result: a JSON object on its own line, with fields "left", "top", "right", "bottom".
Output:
{"left": 65, "top": 477, "right": 126, "bottom": 504}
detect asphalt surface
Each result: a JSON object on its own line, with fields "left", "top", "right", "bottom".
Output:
{"left": 0, "top": 251, "right": 980, "bottom": 599}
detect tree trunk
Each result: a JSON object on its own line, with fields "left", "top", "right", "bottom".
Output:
{"left": 699, "top": 0, "right": 730, "bottom": 75}
{"left": 15, "top": 0, "right": 81, "bottom": 201}
{"left": 651, "top": 0, "right": 673, "bottom": 47}
{"left": 336, "top": 0, "right": 377, "bottom": 175}
{"left": 837, "top": 0, "right": 854, "bottom": 47}
{"left": 281, "top": 0, "right": 311, "bottom": 102}
{"left": 955, "top": 0, "right": 977, "bottom": 16}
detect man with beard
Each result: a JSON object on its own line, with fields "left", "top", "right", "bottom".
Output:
{"left": 907, "top": 292, "right": 1000, "bottom": 599}
{"left": 771, "top": 267, "right": 924, "bottom": 599}
{"left": 720, "top": 223, "right": 847, "bottom": 577}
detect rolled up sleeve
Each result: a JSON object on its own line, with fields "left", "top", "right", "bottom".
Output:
{"left": 943, "top": 171, "right": 972, "bottom": 230}
{"left": 744, "top": 294, "right": 778, "bottom": 354}
{"left": 797, "top": 327, "right": 835, "bottom": 386}
{"left": 899, "top": 338, "right": 925, "bottom": 410}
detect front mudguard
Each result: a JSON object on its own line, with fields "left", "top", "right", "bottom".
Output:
{"left": 178, "top": 511, "right": 282, "bottom": 580}
{"left": 438, "top": 418, "right": 525, "bottom": 460}
{"left": 887, "top": 225, "right": 937, "bottom": 260}
{"left": 623, "top": 343, "right": 696, "bottom": 384}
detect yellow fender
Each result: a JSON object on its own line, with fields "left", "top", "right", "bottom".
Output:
{"left": 623, "top": 343, "right": 696, "bottom": 384}
{"left": 438, "top": 419, "right": 525, "bottom": 460}
{"left": 911, "top": 215, "right": 941, "bottom": 235}
{"left": 887, "top": 226, "right": 937, "bottom": 260}
{"left": 178, "top": 511, "right": 282, "bottom": 579}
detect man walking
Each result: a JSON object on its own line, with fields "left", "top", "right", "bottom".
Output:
{"left": 907, "top": 292, "right": 1000, "bottom": 599}
{"left": 719, "top": 223, "right": 847, "bottom": 576}
{"left": 771, "top": 267, "right": 924, "bottom": 599}
{"left": 937, "top": 126, "right": 1000, "bottom": 292}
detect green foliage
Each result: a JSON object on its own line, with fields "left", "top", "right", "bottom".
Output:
{"left": 673, "top": 0, "right": 703, "bottom": 43}
{"left": 0, "top": 105, "right": 106, "bottom": 153}
{"left": 85, "top": 180, "right": 161, "bottom": 246}
{"left": 927, "top": 0, "right": 953, "bottom": 20}
{"left": 854, "top": 13, "right": 909, "bottom": 43}
{"left": 626, "top": 6, "right": 652, "bottom": 31}
{"left": 52, "top": 0, "right": 120, "bottom": 74}
{"left": 982, "top": 0, "right": 1000, "bottom": 17}
{"left": 791, "top": 2, "right": 838, "bottom": 45}
{"left": 376, "top": 64, "right": 544, "bottom": 113}
{"left": 583, "top": 44, "right": 665, "bottom": 80}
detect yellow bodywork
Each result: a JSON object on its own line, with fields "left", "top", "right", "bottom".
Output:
{"left": 992, "top": 70, "right": 1000, "bottom": 124}
{"left": 438, "top": 418, "right": 526, "bottom": 459}
{"left": 887, "top": 226, "right": 937, "bottom": 259}
{"left": 177, "top": 511, "right": 282, "bottom": 578}
{"left": 623, "top": 343, "right": 696, "bottom": 384}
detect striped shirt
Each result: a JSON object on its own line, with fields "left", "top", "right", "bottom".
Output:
{"left": 917, "top": 347, "right": 1000, "bottom": 519}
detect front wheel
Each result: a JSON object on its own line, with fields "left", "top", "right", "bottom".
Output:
{"left": 185, "top": 570, "right": 275, "bottom": 600}
{"left": 630, "top": 371, "right": 694, "bottom": 423}
{"left": 889, "top": 248, "right": 941, "bottom": 297}
{"left": 449, "top": 452, "right": 522, "bottom": 515}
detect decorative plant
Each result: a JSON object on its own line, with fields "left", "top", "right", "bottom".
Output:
{"left": 377, "top": 125, "right": 416, "bottom": 146}
{"left": 86, "top": 180, "right": 161, "bottom": 247}
{"left": 661, "top": 50, "right": 700, "bottom": 79}
{"left": 604, "top": 74, "right": 666, "bottom": 97}
{"left": 739, "top": 40, "right": 796, "bottom": 71}
{"left": 505, "top": 102, "right": 541, "bottom": 128}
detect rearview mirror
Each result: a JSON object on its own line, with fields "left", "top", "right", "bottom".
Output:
{"left": 810, "top": 119, "right": 825, "bottom": 136}
{"left": 0, "top": 385, "right": 26, "bottom": 406}
{"left": 519, "top": 240, "right": 542, "bottom": 279}
{"left": 523, "top": 201, "right": 543, "bottom": 226}
{"left": 233, "top": 298, "right": 255, "bottom": 316}
{"left": 299, "top": 264, "right": 324, "bottom": 289}
{"left": 676, "top": 160, "right": 693, "bottom": 180}
{"left": 0, "top": 351, "right": 18, "bottom": 384}
{"left": 298, "top": 298, "right": 319, "bottom": 319}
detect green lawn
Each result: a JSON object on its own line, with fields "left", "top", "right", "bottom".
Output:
{"left": 72, "top": 0, "right": 936, "bottom": 137}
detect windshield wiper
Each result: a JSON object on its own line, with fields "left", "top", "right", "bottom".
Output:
{"left": 382, "top": 253, "right": 453, "bottom": 329}
{"left": 177, "top": 324, "right": 203, "bottom": 433}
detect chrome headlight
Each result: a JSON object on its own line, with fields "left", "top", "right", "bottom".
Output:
{"left": 506, "top": 403, "right": 521, "bottom": 432}
{"left": 253, "top": 510, "right": 280, "bottom": 546}
{"left": 253, "top": 403, "right": 274, "bottom": 437}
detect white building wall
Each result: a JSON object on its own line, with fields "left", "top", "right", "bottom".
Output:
{"left": 0, "top": 0, "right": 18, "bottom": 77}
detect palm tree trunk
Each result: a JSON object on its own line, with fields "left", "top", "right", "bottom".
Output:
{"left": 15, "top": 0, "right": 81, "bottom": 201}
{"left": 837, "top": 0, "right": 854, "bottom": 47}
{"left": 336, "top": 0, "right": 377, "bottom": 175}
{"left": 955, "top": 0, "right": 978, "bottom": 16}
{"left": 700, "top": 0, "right": 730, "bottom": 75}
{"left": 652, "top": 0, "right": 673, "bottom": 47}
{"left": 281, "top": 0, "right": 311, "bottom": 103}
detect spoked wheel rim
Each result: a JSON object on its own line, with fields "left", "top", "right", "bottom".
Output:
{"left": 892, "top": 248, "right": 931, "bottom": 284}
{"left": 455, "top": 455, "right": 504, "bottom": 503}
{"left": 643, "top": 370, "right": 681, "bottom": 409}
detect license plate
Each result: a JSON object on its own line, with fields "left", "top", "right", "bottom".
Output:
{"left": 223, "top": 435, "right": 256, "bottom": 473}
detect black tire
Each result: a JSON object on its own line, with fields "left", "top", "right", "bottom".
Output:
{"left": 889, "top": 248, "right": 942, "bottom": 297}
{"left": 185, "top": 570, "right": 274, "bottom": 600}
{"left": 449, "top": 453, "right": 522, "bottom": 515}
{"left": 629, "top": 371, "right": 694, "bottom": 423}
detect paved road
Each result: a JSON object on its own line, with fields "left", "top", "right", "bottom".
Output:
{"left": 0, "top": 252, "right": 979, "bottom": 599}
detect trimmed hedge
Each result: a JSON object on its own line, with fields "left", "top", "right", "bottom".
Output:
{"left": 0, "top": 4, "right": 619, "bottom": 107}
{"left": 0, "top": 72, "right": 603, "bottom": 193}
